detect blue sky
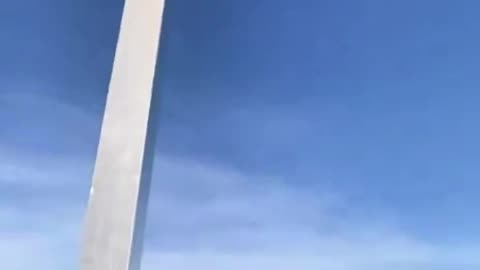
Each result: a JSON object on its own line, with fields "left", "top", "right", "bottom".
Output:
{"left": 1, "top": 0, "right": 480, "bottom": 269}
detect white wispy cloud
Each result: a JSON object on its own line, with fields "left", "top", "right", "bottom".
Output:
{"left": 142, "top": 157, "right": 480, "bottom": 270}
{"left": 1, "top": 92, "right": 479, "bottom": 270}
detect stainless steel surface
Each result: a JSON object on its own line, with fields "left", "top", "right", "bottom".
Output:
{"left": 81, "top": 0, "right": 165, "bottom": 269}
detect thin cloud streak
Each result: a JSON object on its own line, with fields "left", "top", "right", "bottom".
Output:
{"left": 1, "top": 146, "right": 479, "bottom": 269}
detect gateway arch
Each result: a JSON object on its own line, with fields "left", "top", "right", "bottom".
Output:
{"left": 81, "top": 0, "right": 165, "bottom": 269}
